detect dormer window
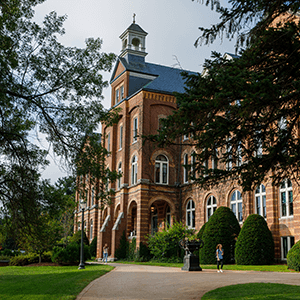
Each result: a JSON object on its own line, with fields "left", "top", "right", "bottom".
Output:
{"left": 115, "top": 89, "right": 120, "bottom": 103}
{"left": 120, "top": 86, "right": 124, "bottom": 100}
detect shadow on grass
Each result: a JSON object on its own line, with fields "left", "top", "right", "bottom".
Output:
{"left": 0, "top": 264, "right": 113, "bottom": 300}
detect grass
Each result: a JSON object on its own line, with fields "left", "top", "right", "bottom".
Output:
{"left": 0, "top": 264, "right": 114, "bottom": 300}
{"left": 116, "top": 260, "right": 295, "bottom": 272}
{"left": 202, "top": 283, "right": 300, "bottom": 299}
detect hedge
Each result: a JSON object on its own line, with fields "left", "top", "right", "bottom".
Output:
{"left": 287, "top": 240, "right": 300, "bottom": 271}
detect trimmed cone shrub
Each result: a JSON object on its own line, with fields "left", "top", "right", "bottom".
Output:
{"left": 235, "top": 214, "right": 274, "bottom": 265}
{"left": 197, "top": 222, "right": 207, "bottom": 240}
{"left": 200, "top": 206, "right": 240, "bottom": 264}
{"left": 287, "top": 240, "right": 300, "bottom": 271}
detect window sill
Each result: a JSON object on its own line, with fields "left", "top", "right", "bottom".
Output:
{"left": 279, "top": 216, "right": 294, "bottom": 220}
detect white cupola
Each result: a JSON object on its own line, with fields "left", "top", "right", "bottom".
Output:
{"left": 119, "top": 14, "right": 148, "bottom": 61}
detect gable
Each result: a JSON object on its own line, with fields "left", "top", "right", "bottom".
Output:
{"left": 112, "top": 61, "right": 126, "bottom": 81}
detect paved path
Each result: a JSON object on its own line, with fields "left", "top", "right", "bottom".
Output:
{"left": 77, "top": 263, "right": 300, "bottom": 300}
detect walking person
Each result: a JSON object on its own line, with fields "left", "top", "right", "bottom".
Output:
{"left": 216, "top": 244, "right": 224, "bottom": 273}
{"left": 103, "top": 243, "right": 109, "bottom": 264}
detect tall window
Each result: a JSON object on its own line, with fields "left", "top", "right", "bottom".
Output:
{"left": 118, "top": 162, "right": 122, "bottom": 189}
{"left": 91, "top": 187, "right": 95, "bottom": 206}
{"left": 155, "top": 155, "right": 168, "bottom": 184}
{"left": 280, "top": 179, "right": 293, "bottom": 217}
{"left": 212, "top": 147, "right": 218, "bottom": 170}
{"left": 90, "top": 219, "right": 93, "bottom": 241}
{"left": 281, "top": 236, "right": 295, "bottom": 260}
{"left": 191, "top": 151, "right": 196, "bottom": 179}
{"left": 120, "top": 85, "right": 124, "bottom": 100}
{"left": 133, "top": 117, "right": 138, "bottom": 142}
{"left": 115, "top": 89, "right": 120, "bottom": 103}
{"left": 227, "top": 141, "right": 232, "bottom": 171}
{"left": 131, "top": 155, "right": 138, "bottom": 185}
{"left": 183, "top": 153, "right": 189, "bottom": 183}
{"left": 166, "top": 205, "right": 171, "bottom": 228}
{"left": 231, "top": 190, "right": 243, "bottom": 222}
{"left": 207, "top": 195, "right": 217, "bottom": 221}
{"left": 186, "top": 199, "right": 195, "bottom": 229}
{"left": 119, "top": 125, "right": 123, "bottom": 150}
{"left": 255, "top": 184, "right": 266, "bottom": 218}
{"left": 107, "top": 132, "right": 110, "bottom": 152}
{"left": 236, "top": 141, "right": 242, "bottom": 166}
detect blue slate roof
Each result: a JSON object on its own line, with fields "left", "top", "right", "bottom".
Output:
{"left": 110, "top": 54, "right": 197, "bottom": 100}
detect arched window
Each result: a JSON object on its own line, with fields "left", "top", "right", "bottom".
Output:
{"left": 131, "top": 155, "right": 138, "bottom": 185}
{"left": 183, "top": 154, "right": 189, "bottom": 183}
{"left": 118, "top": 162, "right": 122, "bottom": 189}
{"left": 186, "top": 199, "right": 195, "bottom": 229}
{"left": 206, "top": 195, "right": 217, "bottom": 221}
{"left": 231, "top": 190, "right": 243, "bottom": 222}
{"left": 151, "top": 206, "right": 158, "bottom": 235}
{"left": 155, "top": 155, "right": 168, "bottom": 184}
{"left": 166, "top": 205, "right": 171, "bottom": 228}
{"left": 90, "top": 219, "right": 93, "bottom": 241}
{"left": 255, "top": 184, "right": 266, "bottom": 218}
{"left": 280, "top": 179, "right": 293, "bottom": 217}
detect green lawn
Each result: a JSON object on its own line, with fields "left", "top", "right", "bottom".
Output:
{"left": 202, "top": 283, "right": 300, "bottom": 299}
{"left": 116, "top": 260, "right": 295, "bottom": 272}
{"left": 0, "top": 264, "right": 114, "bottom": 300}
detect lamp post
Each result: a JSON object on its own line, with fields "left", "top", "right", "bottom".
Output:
{"left": 78, "top": 199, "right": 87, "bottom": 270}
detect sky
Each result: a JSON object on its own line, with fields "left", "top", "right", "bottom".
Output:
{"left": 34, "top": 0, "right": 236, "bottom": 183}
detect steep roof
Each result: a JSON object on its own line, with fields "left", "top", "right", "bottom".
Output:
{"left": 110, "top": 56, "right": 197, "bottom": 100}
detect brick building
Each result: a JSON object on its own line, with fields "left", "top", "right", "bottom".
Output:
{"left": 74, "top": 20, "right": 299, "bottom": 262}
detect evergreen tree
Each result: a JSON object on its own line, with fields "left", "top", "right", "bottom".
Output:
{"left": 151, "top": 1, "right": 300, "bottom": 191}
{"left": 235, "top": 214, "right": 274, "bottom": 265}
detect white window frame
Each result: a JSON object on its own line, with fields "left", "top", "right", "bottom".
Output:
{"left": 119, "top": 125, "right": 123, "bottom": 150}
{"left": 186, "top": 199, "right": 195, "bottom": 229}
{"left": 280, "top": 179, "right": 293, "bottom": 218}
{"left": 183, "top": 153, "right": 189, "bottom": 183}
{"left": 155, "top": 155, "right": 169, "bottom": 185}
{"left": 133, "top": 117, "right": 138, "bottom": 143}
{"left": 191, "top": 151, "right": 196, "bottom": 179}
{"left": 117, "top": 162, "right": 122, "bottom": 189}
{"left": 131, "top": 155, "right": 138, "bottom": 185}
{"left": 231, "top": 190, "right": 243, "bottom": 222}
{"left": 206, "top": 195, "right": 217, "bottom": 221}
{"left": 281, "top": 236, "right": 295, "bottom": 260}
{"left": 255, "top": 184, "right": 266, "bottom": 218}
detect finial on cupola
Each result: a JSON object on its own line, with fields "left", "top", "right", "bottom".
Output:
{"left": 133, "top": 13, "right": 136, "bottom": 24}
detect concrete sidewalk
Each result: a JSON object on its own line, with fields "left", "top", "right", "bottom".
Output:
{"left": 77, "top": 263, "right": 300, "bottom": 300}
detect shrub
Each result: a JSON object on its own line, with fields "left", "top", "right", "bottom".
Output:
{"left": 69, "top": 230, "right": 89, "bottom": 246}
{"left": 196, "top": 223, "right": 207, "bottom": 240}
{"left": 52, "top": 243, "right": 90, "bottom": 265}
{"left": 287, "top": 240, "right": 300, "bottom": 271}
{"left": 128, "top": 238, "right": 136, "bottom": 261}
{"left": 115, "top": 231, "right": 129, "bottom": 260}
{"left": 89, "top": 236, "right": 97, "bottom": 257}
{"left": 235, "top": 214, "right": 274, "bottom": 265}
{"left": 9, "top": 252, "right": 52, "bottom": 266}
{"left": 147, "top": 222, "right": 194, "bottom": 261}
{"left": 200, "top": 206, "right": 240, "bottom": 264}
{"left": 137, "top": 242, "right": 152, "bottom": 262}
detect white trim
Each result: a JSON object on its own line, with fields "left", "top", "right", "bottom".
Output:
{"left": 129, "top": 71, "right": 157, "bottom": 80}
